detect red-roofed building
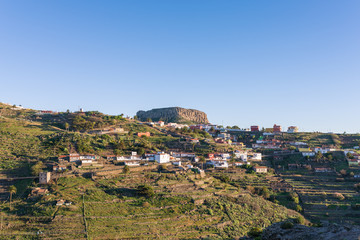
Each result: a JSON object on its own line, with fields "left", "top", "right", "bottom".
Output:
{"left": 273, "top": 124, "right": 282, "bottom": 133}
{"left": 190, "top": 125, "right": 203, "bottom": 130}
{"left": 137, "top": 132, "right": 150, "bottom": 137}
{"left": 251, "top": 126, "right": 259, "bottom": 132}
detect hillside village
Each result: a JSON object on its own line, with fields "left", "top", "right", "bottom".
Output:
{"left": 1, "top": 103, "right": 360, "bottom": 239}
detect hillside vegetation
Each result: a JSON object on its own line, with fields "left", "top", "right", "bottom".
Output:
{"left": 0, "top": 171, "right": 302, "bottom": 239}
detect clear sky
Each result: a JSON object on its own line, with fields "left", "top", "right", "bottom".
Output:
{"left": 0, "top": 1, "right": 359, "bottom": 133}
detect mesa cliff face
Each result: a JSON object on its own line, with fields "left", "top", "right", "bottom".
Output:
{"left": 136, "top": 107, "right": 209, "bottom": 124}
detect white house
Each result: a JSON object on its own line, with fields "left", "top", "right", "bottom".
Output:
{"left": 116, "top": 154, "right": 142, "bottom": 161}
{"left": 208, "top": 160, "right": 228, "bottom": 168}
{"left": 220, "top": 153, "right": 231, "bottom": 160}
{"left": 81, "top": 159, "right": 93, "bottom": 164}
{"left": 124, "top": 161, "right": 140, "bottom": 166}
{"left": 314, "top": 147, "right": 336, "bottom": 154}
{"left": 234, "top": 151, "right": 248, "bottom": 161}
{"left": 80, "top": 155, "right": 96, "bottom": 160}
{"left": 250, "top": 153, "right": 262, "bottom": 161}
{"left": 234, "top": 162, "right": 245, "bottom": 167}
{"left": 144, "top": 153, "right": 155, "bottom": 161}
{"left": 302, "top": 151, "right": 315, "bottom": 157}
{"left": 254, "top": 166, "right": 268, "bottom": 173}
{"left": 218, "top": 133, "right": 231, "bottom": 140}
{"left": 155, "top": 153, "right": 170, "bottom": 164}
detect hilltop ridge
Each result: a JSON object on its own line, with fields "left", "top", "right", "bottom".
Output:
{"left": 136, "top": 107, "right": 209, "bottom": 124}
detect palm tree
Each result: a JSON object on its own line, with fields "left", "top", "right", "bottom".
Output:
{"left": 8, "top": 185, "right": 17, "bottom": 210}
{"left": 65, "top": 122, "right": 70, "bottom": 131}
{"left": 199, "top": 156, "right": 206, "bottom": 170}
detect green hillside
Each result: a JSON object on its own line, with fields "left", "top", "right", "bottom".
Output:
{"left": 0, "top": 171, "right": 302, "bottom": 239}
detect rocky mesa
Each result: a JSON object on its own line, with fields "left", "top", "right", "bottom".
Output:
{"left": 136, "top": 107, "right": 209, "bottom": 124}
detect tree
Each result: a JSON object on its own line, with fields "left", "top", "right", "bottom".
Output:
{"left": 115, "top": 140, "right": 125, "bottom": 151}
{"left": 354, "top": 183, "right": 360, "bottom": 192}
{"left": 261, "top": 186, "right": 270, "bottom": 199}
{"left": 8, "top": 185, "right": 17, "bottom": 210}
{"left": 246, "top": 185, "right": 255, "bottom": 194}
{"left": 137, "top": 184, "right": 154, "bottom": 198}
{"left": 199, "top": 156, "right": 206, "bottom": 169}
{"left": 31, "top": 161, "right": 44, "bottom": 176}
{"left": 315, "top": 151, "right": 323, "bottom": 161}
{"left": 146, "top": 118, "right": 152, "bottom": 122}
{"left": 346, "top": 152, "right": 354, "bottom": 159}
{"left": 138, "top": 148, "right": 145, "bottom": 156}
{"left": 65, "top": 122, "right": 70, "bottom": 131}
{"left": 157, "top": 164, "right": 167, "bottom": 173}
{"left": 123, "top": 165, "right": 130, "bottom": 174}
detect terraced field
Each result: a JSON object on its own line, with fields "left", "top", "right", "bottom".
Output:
{"left": 282, "top": 173, "right": 360, "bottom": 224}
{"left": 0, "top": 170, "right": 302, "bottom": 239}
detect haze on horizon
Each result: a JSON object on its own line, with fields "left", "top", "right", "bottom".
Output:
{"left": 0, "top": 1, "right": 359, "bottom": 133}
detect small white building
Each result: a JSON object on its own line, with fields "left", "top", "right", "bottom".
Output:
{"left": 144, "top": 153, "right": 155, "bottom": 161}
{"left": 218, "top": 133, "right": 231, "bottom": 140}
{"left": 220, "top": 153, "right": 231, "bottom": 160}
{"left": 302, "top": 151, "right": 315, "bottom": 157}
{"left": 155, "top": 153, "right": 170, "bottom": 164}
{"left": 172, "top": 161, "right": 182, "bottom": 166}
{"left": 250, "top": 153, "right": 262, "bottom": 161}
{"left": 81, "top": 159, "right": 93, "bottom": 164}
{"left": 124, "top": 161, "right": 140, "bottom": 166}
{"left": 208, "top": 160, "right": 228, "bottom": 168}
{"left": 314, "top": 147, "right": 336, "bottom": 154}
{"left": 254, "top": 166, "right": 268, "bottom": 173}
{"left": 234, "top": 162, "right": 244, "bottom": 167}
{"left": 234, "top": 151, "right": 248, "bottom": 161}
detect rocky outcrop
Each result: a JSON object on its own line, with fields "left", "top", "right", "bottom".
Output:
{"left": 261, "top": 222, "right": 360, "bottom": 240}
{"left": 136, "top": 107, "right": 209, "bottom": 124}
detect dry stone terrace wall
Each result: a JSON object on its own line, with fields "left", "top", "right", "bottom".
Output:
{"left": 136, "top": 107, "right": 209, "bottom": 124}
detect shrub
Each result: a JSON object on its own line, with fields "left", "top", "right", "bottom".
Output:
{"left": 320, "top": 192, "right": 327, "bottom": 200}
{"left": 294, "top": 216, "right": 305, "bottom": 225}
{"left": 351, "top": 204, "right": 360, "bottom": 210}
{"left": 219, "top": 175, "right": 230, "bottom": 183}
{"left": 261, "top": 186, "right": 270, "bottom": 199}
{"left": 354, "top": 183, "right": 360, "bottom": 192}
{"left": 123, "top": 165, "right": 130, "bottom": 174}
{"left": 137, "top": 184, "right": 155, "bottom": 198}
{"left": 246, "top": 185, "right": 255, "bottom": 194}
{"left": 248, "top": 227, "right": 262, "bottom": 237}
{"left": 142, "top": 201, "right": 150, "bottom": 208}
{"left": 295, "top": 205, "right": 303, "bottom": 212}
{"left": 157, "top": 164, "right": 167, "bottom": 172}
{"left": 281, "top": 221, "right": 294, "bottom": 229}
{"left": 334, "top": 192, "right": 345, "bottom": 201}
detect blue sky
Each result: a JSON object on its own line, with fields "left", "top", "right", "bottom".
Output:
{"left": 0, "top": 1, "right": 359, "bottom": 133}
